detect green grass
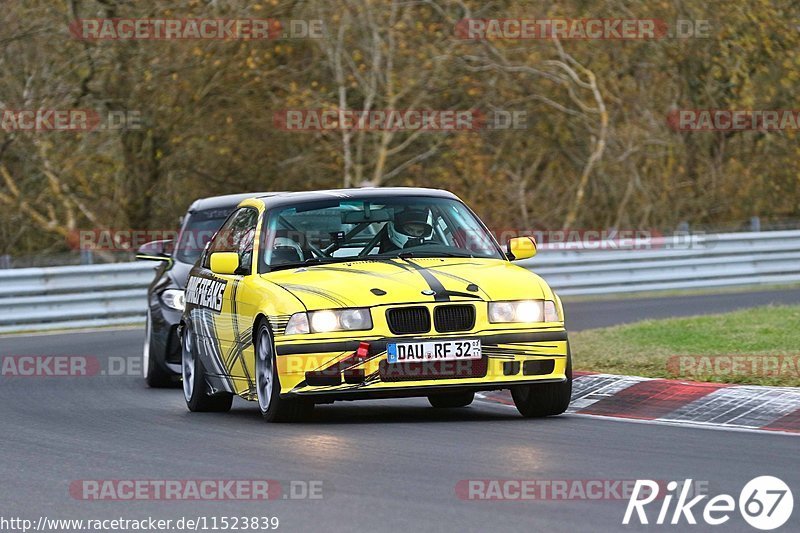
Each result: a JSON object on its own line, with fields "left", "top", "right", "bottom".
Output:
{"left": 570, "top": 305, "right": 800, "bottom": 387}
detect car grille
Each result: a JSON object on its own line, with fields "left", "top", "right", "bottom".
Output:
{"left": 434, "top": 304, "right": 475, "bottom": 333}
{"left": 379, "top": 357, "right": 488, "bottom": 382}
{"left": 386, "top": 307, "right": 431, "bottom": 335}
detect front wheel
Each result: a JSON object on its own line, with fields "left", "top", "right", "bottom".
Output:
{"left": 511, "top": 350, "right": 572, "bottom": 418}
{"left": 182, "top": 324, "right": 233, "bottom": 413}
{"left": 255, "top": 320, "right": 313, "bottom": 423}
{"left": 428, "top": 391, "right": 474, "bottom": 408}
{"left": 144, "top": 310, "right": 175, "bottom": 388}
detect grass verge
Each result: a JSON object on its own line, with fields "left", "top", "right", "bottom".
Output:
{"left": 570, "top": 305, "right": 800, "bottom": 387}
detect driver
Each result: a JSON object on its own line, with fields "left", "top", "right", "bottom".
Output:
{"left": 268, "top": 232, "right": 305, "bottom": 265}
{"left": 380, "top": 207, "right": 433, "bottom": 252}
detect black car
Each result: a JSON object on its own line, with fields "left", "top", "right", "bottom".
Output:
{"left": 136, "top": 192, "right": 270, "bottom": 387}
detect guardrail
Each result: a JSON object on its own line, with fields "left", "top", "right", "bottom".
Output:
{"left": 1, "top": 230, "right": 799, "bottom": 333}
{"left": 520, "top": 229, "right": 800, "bottom": 296}
{"left": 0, "top": 262, "right": 157, "bottom": 333}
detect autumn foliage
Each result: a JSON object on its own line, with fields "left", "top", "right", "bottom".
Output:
{"left": 1, "top": 0, "right": 799, "bottom": 258}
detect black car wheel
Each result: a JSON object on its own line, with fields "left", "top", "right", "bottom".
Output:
{"left": 144, "top": 310, "right": 175, "bottom": 388}
{"left": 255, "top": 320, "right": 313, "bottom": 423}
{"left": 182, "top": 323, "right": 233, "bottom": 413}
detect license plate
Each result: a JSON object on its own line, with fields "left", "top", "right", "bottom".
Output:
{"left": 387, "top": 339, "right": 481, "bottom": 363}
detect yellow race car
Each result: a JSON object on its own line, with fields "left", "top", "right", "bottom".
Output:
{"left": 180, "top": 188, "right": 571, "bottom": 422}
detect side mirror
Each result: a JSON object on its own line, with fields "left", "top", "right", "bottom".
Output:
{"left": 506, "top": 236, "right": 537, "bottom": 260}
{"left": 136, "top": 239, "right": 173, "bottom": 261}
{"left": 210, "top": 252, "right": 240, "bottom": 275}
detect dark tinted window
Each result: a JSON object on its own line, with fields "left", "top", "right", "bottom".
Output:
{"left": 202, "top": 207, "right": 258, "bottom": 273}
{"left": 174, "top": 208, "right": 232, "bottom": 264}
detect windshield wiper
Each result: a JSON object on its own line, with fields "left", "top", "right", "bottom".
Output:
{"left": 378, "top": 251, "right": 475, "bottom": 260}
{"left": 267, "top": 256, "right": 350, "bottom": 271}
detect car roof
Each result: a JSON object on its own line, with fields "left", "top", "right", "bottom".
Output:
{"left": 252, "top": 187, "right": 459, "bottom": 208}
{"left": 188, "top": 192, "right": 279, "bottom": 212}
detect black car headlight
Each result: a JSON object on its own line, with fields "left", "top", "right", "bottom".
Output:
{"left": 285, "top": 308, "right": 373, "bottom": 335}
{"left": 160, "top": 289, "right": 186, "bottom": 311}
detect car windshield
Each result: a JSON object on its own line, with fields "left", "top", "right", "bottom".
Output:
{"left": 175, "top": 208, "right": 232, "bottom": 264}
{"left": 260, "top": 196, "right": 502, "bottom": 270}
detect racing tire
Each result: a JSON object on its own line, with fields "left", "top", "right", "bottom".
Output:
{"left": 255, "top": 320, "right": 314, "bottom": 423}
{"left": 511, "top": 348, "right": 573, "bottom": 418}
{"left": 144, "top": 310, "right": 176, "bottom": 388}
{"left": 427, "top": 391, "right": 475, "bottom": 408}
{"left": 182, "top": 323, "right": 233, "bottom": 413}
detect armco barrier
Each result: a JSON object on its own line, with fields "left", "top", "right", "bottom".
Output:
{"left": 1, "top": 230, "right": 799, "bottom": 333}
{"left": 0, "top": 262, "right": 157, "bottom": 333}
{"left": 520, "top": 229, "right": 800, "bottom": 295}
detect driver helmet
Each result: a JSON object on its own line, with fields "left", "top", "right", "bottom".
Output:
{"left": 270, "top": 236, "right": 304, "bottom": 263}
{"left": 388, "top": 208, "right": 432, "bottom": 249}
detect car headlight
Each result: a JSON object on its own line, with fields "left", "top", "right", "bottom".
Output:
{"left": 160, "top": 289, "right": 185, "bottom": 311}
{"left": 284, "top": 308, "right": 372, "bottom": 335}
{"left": 488, "top": 300, "right": 559, "bottom": 323}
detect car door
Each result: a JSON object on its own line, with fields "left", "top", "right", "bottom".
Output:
{"left": 190, "top": 206, "right": 259, "bottom": 395}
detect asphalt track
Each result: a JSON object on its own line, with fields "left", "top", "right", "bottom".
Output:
{"left": 1, "top": 289, "right": 799, "bottom": 532}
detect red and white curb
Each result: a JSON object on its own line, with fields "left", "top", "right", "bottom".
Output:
{"left": 477, "top": 372, "right": 800, "bottom": 435}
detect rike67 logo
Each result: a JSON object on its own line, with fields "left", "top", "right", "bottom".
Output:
{"left": 624, "top": 477, "right": 793, "bottom": 530}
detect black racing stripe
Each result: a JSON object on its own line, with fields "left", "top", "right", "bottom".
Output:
{"left": 425, "top": 268, "right": 491, "bottom": 299}
{"left": 377, "top": 258, "right": 415, "bottom": 271}
{"left": 398, "top": 258, "right": 449, "bottom": 302}
{"left": 439, "top": 290, "right": 483, "bottom": 300}
{"left": 276, "top": 330, "right": 568, "bottom": 355}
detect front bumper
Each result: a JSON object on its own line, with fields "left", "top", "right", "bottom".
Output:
{"left": 271, "top": 329, "right": 569, "bottom": 399}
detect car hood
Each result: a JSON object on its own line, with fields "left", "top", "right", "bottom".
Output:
{"left": 262, "top": 257, "right": 550, "bottom": 310}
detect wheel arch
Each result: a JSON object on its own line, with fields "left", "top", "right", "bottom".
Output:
{"left": 252, "top": 313, "right": 272, "bottom": 348}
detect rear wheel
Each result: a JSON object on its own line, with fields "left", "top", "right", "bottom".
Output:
{"left": 144, "top": 310, "right": 175, "bottom": 388}
{"left": 182, "top": 324, "right": 233, "bottom": 413}
{"left": 255, "top": 320, "right": 313, "bottom": 423}
{"left": 511, "top": 349, "right": 573, "bottom": 418}
{"left": 428, "top": 391, "right": 475, "bottom": 408}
